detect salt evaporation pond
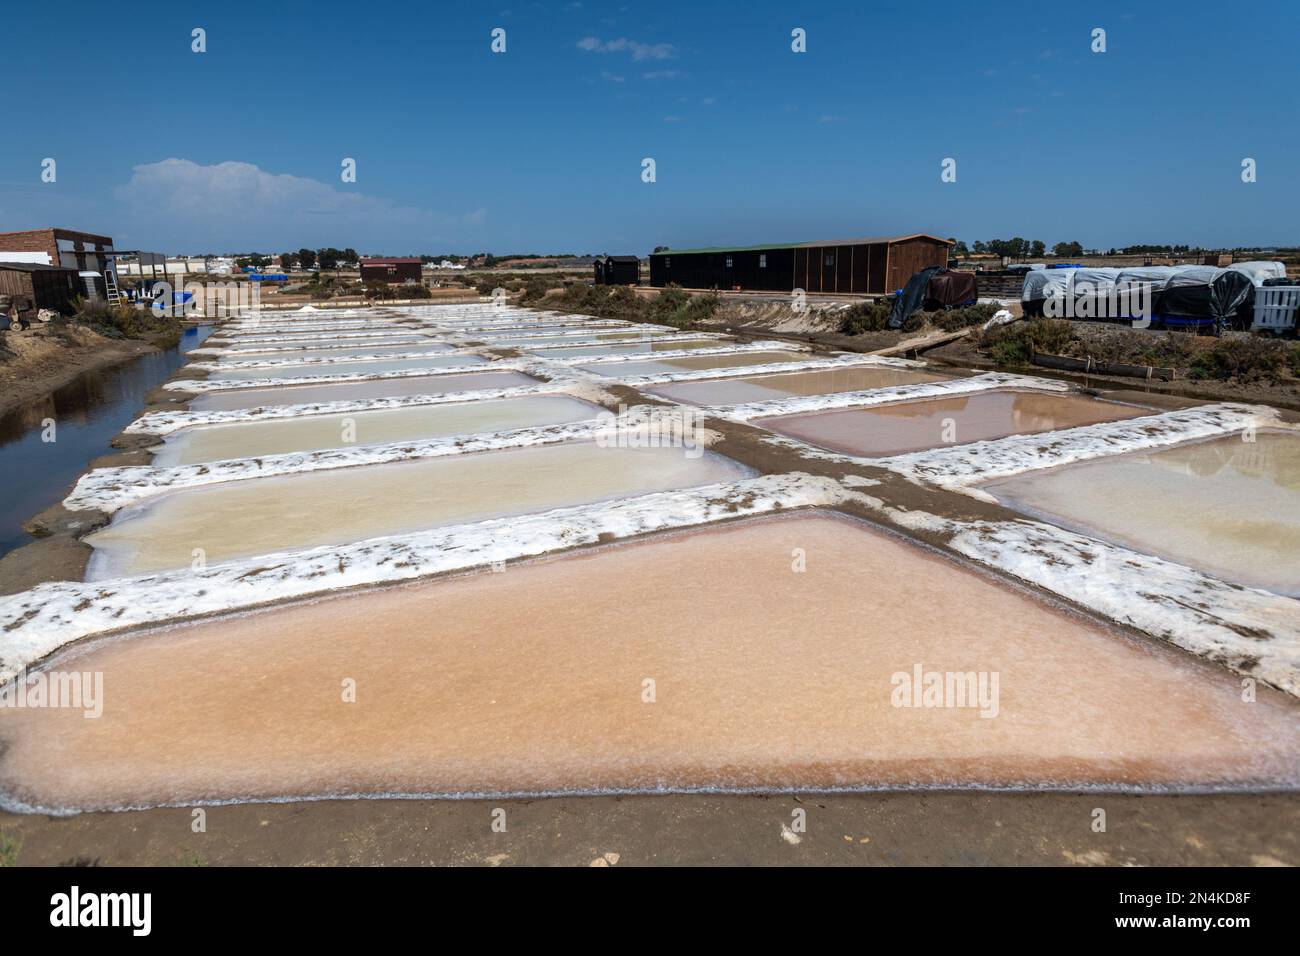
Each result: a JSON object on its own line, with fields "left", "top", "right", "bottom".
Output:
{"left": 579, "top": 350, "right": 811, "bottom": 378}
{"left": 209, "top": 336, "right": 433, "bottom": 354}
{"left": 219, "top": 341, "right": 452, "bottom": 362}
{"left": 187, "top": 370, "right": 541, "bottom": 412}
{"left": 982, "top": 430, "right": 1300, "bottom": 597}
{"left": 152, "top": 395, "right": 604, "bottom": 465}
{"left": 8, "top": 512, "right": 1298, "bottom": 812}
{"left": 84, "top": 443, "right": 751, "bottom": 578}
{"left": 532, "top": 340, "right": 730, "bottom": 358}
{"left": 212, "top": 330, "right": 427, "bottom": 347}
{"left": 758, "top": 390, "right": 1146, "bottom": 457}
{"left": 487, "top": 331, "right": 659, "bottom": 346}
{"left": 648, "top": 366, "right": 949, "bottom": 405}
{"left": 207, "top": 353, "right": 487, "bottom": 382}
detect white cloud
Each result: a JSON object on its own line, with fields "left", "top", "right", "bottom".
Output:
{"left": 112, "top": 158, "right": 481, "bottom": 251}
{"left": 576, "top": 36, "right": 675, "bottom": 60}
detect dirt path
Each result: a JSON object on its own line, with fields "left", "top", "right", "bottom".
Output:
{"left": 2, "top": 792, "right": 1294, "bottom": 867}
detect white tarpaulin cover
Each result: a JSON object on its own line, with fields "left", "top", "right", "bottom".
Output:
{"left": 1227, "top": 261, "right": 1286, "bottom": 285}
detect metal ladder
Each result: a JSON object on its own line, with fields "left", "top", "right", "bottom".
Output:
{"left": 104, "top": 268, "right": 122, "bottom": 306}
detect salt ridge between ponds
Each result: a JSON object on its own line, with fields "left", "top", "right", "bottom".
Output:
{"left": 549, "top": 341, "right": 801, "bottom": 365}
{"left": 68, "top": 406, "right": 713, "bottom": 513}
{"left": 471, "top": 324, "right": 676, "bottom": 339}
{"left": 187, "top": 348, "right": 478, "bottom": 371}
{"left": 163, "top": 358, "right": 514, "bottom": 393}
{"left": 0, "top": 473, "right": 848, "bottom": 686}
{"left": 760, "top": 403, "right": 1286, "bottom": 495}
{"left": 849, "top": 496, "right": 1300, "bottom": 697}
{"left": 708, "top": 372, "right": 1067, "bottom": 422}
{"left": 521, "top": 334, "right": 727, "bottom": 351}
{"left": 612, "top": 352, "right": 926, "bottom": 385}
{"left": 875, "top": 403, "right": 1290, "bottom": 497}
{"left": 124, "top": 381, "right": 589, "bottom": 436}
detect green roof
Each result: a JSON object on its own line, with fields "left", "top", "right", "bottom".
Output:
{"left": 650, "top": 242, "right": 797, "bottom": 256}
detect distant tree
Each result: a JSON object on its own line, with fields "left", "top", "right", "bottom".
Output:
{"left": 342, "top": 248, "right": 359, "bottom": 266}
{"left": 950, "top": 239, "right": 969, "bottom": 259}
{"left": 483, "top": 253, "right": 497, "bottom": 268}
{"left": 297, "top": 248, "right": 317, "bottom": 270}
{"left": 1029, "top": 240, "right": 1046, "bottom": 258}
{"left": 972, "top": 240, "right": 987, "bottom": 255}
{"left": 653, "top": 245, "right": 670, "bottom": 253}
{"left": 279, "top": 252, "right": 296, "bottom": 271}
{"left": 1052, "top": 241, "right": 1084, "bottom": 257}
{"left": 317, "top": 248, "right": 340, "bottom": 271}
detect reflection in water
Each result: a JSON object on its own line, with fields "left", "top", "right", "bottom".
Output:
{"left": 530, "top": 340, "right": 728, "bottom": 358}
{"left": 5, "top": 513, "right": 1297, "bottom": 811}
{"left": 579, "top": 351, "right": 809, "bottom": 378}
{"left": 154, "top": 394, "right": 604, "bottom": 465}
{"left": 218, "top": 341, "right": 452, "bottom": 362}
{"left": 984, "top": 431, "right": 1300, "bottom": 597}
{"left": 758, "top": 390, "right": 1144, "bottom": 457}
{"left": 207, "top": 353, "right": 487, "bottom": 382}
{"left": 85, "top": 443, "right": 754, "bottom": 578}
{"left": 0, "top": 325, "right": 213, "bottom": 558}
{"left": 648, "top": 367, "right": 947, "bottom": 406}
{"left": 188, "top": 370, "right": 541, "bottom": 412}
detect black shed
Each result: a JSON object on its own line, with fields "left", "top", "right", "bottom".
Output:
{"left": 649, "top": 235, "right": 952, "bottom": 295}
{"left": 595, "top": 255, "right": 640, "bottom": 285}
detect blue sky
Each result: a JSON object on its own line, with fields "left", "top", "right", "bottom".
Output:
{"left": 2, "top": 0, "right": 1297, "bottom": 255}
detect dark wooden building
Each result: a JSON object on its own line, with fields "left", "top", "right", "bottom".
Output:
{"left": 0, "top": 227, "right": 118, "bottom": 301}
{"left": 0, "top": 262, "right": 82, "bottom": 316}
{"left": 359, "top": 257, "right": 423, "bottom": 284}
{"left": 649, "top": 234, "right": 952, "bottom": 295}
{"left": 593, "top": 255, "right": 640, "bottom": 285}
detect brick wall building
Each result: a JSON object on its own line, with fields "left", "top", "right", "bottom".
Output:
{"left": 0, "top": 227, "right": 117, "bottom": 299}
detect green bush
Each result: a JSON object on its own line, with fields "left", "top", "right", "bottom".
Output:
{"left": 540, "top": 282, "right": 717, "bottom": 330}
{"left": 980, "top": 319, "right": 1076, "bottom": 367}
{"left": 649, "top": 284, "right": 689, "bottom": 322}
{"left": 519, "top": 276, "right": 562, "bottom": 304}
{"left": 74, "top": 299, "right": 183, "bottom": 347}
{"left": 1079, "top": 329, "right": 1200, "bottom": 369}
{"left": 646, "top": 285, "right": 717, "bottom": 330}
{"left": 839, "top": 302, "right": 892, "bottom": 335}
{"left": 1188, "top": 337, "right": 1292, "bottom": 384}
{"left": 930, "top": 303, "right": 1000, "bottom": 332}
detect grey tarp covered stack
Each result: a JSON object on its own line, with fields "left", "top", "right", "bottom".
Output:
{"left": 1022, "top": 261, "right": 1277, "bottom": 330}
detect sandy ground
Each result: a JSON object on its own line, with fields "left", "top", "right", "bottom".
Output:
{"left": 0, "top": 325, "right": 157, "bottom": 418}
{"left": 1, "top": 793, "right": 1295, "bottom": 866}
